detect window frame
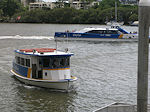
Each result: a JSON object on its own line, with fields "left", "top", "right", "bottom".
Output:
{"left": 41, "top": 56, "right": 70, "bottom": 69}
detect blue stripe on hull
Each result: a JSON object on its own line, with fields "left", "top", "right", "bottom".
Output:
{"left": 13, "top": 62, "right": 28, "bottom": 77}
{"left": 55, "top": 32, "right": 120, "bottom": 39}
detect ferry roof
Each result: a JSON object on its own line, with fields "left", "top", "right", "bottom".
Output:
{"left": 15, "top": 48, "right": 73, "bottom": 57}
{"left": 74, "top": 27, "right": 118, "bottom": 33}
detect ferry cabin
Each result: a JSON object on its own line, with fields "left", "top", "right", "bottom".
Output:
{"left": 12, "top": 48, "right": 73, "bottom": 82}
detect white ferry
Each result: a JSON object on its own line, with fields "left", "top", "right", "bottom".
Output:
{"left": 54, "top": 26, "right": 138, "bottom": 41}
{"left": 11, "top": 48, "right": 77, "bottom": 90}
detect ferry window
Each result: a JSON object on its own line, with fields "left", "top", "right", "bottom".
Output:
{"left": 39, "top": 58, "right": 42, "bottom": 67}
{"left": 112, "top": 30, "right": 118, "bottom": 34}
{"left": 15, "top": 56, "right": 18, "bottom": 63}
{"left": 52, "top": 58, "right": 60, "bottom": 68}
{"left": 87, "top": 30, "right": 99, "bottom": 34}
{"left": 103, "top": 30, "right": 107, "bottom": 34}
{"left": 60, "top": 57, "right": 70, "bottom": 68}
{"left": 26, "top": 59, "right": 30, "bottom": 67}
{"left": 106, "top": 30, "right": 118, "bottom": 34}
{"left": 45, "top": 72, "right": 47, "bottom": 76}
{"left": 39, "top": 59, "right": 42, "bottom": 65}
{"left": 42, "top": 57, "right": 70, "bottom": 68}
{"left": 66, "top": 58, "right": 70, "bottom": 67}
{"left": 98, "top": 30, "right": 104, "bottom": 34}
{"left": 21, "top": 58, "right": 25, "bottom": 66}
{"left": 15, "top": 56, "right": 16, "bottom": 62}
{"left": 60, "top": 58, "right": 66, "bottom": 67}
{"left": 50, "top": 58, "right": 54, "bottom": 68}
{"left": 17, "top": 57, "right": 20, "bottom": 64}
{"left": 43, "top": 58, "right": 50, "bottom": 67}
{"left": 87, "top": 30, "right": 106, "bottom": 34}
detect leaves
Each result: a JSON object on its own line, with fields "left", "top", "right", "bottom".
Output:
{"left": 0, "top": 0, "right": 24, "bottom": 17}
{"left": 0, "top": 0, "right": 138, "bottom": 24}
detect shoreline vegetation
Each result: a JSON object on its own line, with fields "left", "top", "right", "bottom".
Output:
{"left": 0, "top": 0, "right": 138, "bottom": 25}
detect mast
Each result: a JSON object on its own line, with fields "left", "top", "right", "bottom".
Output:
{"left": 115, "top": 1, "right": 117, "bottom": 22}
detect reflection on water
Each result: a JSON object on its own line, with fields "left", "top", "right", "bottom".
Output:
{"left": 15, "top": 84, "right": 76, "bottom": 112}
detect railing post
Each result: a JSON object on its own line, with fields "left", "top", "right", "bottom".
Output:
{"left": 138, "top": 0, "right": 150, "bottom": 112}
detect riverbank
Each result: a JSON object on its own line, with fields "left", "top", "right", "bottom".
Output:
{"left": 0, "top": 6, "right": 138, "bottom": 25}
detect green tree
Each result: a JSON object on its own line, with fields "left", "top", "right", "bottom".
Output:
{"left": 117, "top": 7, "right": 137, "bottom": 24}
{"left": 129, "top": 13, "right": 138, "bottom": 22}
{"left": 12, "top": 0, "right": 138, "bottom": 24}
{"left": 87, "top": 9, "right": 99, "bottom": 23}
{"left": 0, "top": 0, "right": 24, "bottom": 18}
{"left": 98, "top": 0, "right": 120, "bottom": 10}
{"left": 0, "top": 9, "right": 3, "bottom": 17}
{"left": 15, "top": 9, "right": 46, "bottom": 23}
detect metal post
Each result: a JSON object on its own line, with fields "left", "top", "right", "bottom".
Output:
{"left": 115, "top": 1, "right": 117, "bottom": 22}
{"left": 138, "top": 0, "right": 150, "bottom": 112}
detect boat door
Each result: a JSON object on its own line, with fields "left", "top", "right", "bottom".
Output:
{"left": 38, "top": 57, "right": 43, "bottom": 79}
{"left": 32, "top": 64, "right": 37, "bottom": 78}
{"left": 31, "top": 57, "right": 43, "bottom": 79}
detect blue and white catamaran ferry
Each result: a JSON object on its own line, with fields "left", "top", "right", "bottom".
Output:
{"left": 54, "top": 26, "right": 138, "bottom": 41}
{"left": 11, "top": 48, "right": 77, "bottom": 90}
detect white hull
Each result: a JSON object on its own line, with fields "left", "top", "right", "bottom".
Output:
{"left": 11, "top": 70, "right": 77, "bottom": 90}
{"left": 130, "top": 21, "right": 139, "bottom": 26}
{"left": 55, "top": 37, "right": 138, "bottom": 42}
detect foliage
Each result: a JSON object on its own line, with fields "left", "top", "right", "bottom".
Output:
{"left": 0, "top": 0, "right": 24, "bottom": 18}
{"left": 0, "top": 9, "right": 3, "bottom": 17}
{"left": 96, "top": 2, "right": 138, "bottom": 24}
{"left": 129, "top": 13, "right": 138, "bottom": 22}
{"left": 98, "top": 0, "right": 120, "bottom": 10}
{"left": 0, "top": 0, "right": 138, "bottom": 24}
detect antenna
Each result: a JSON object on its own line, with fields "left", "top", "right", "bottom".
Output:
{"left": 55, "top": 38, "right": 58, "bottom": 52}
{"left": 66, "top": 30, "right": 69, "bottom": 52}
{"left": 115, "top": 1, "right": 117, "bottom": 22}
{"left": 33, "top": 49, "right": 36, "bottom": 54}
